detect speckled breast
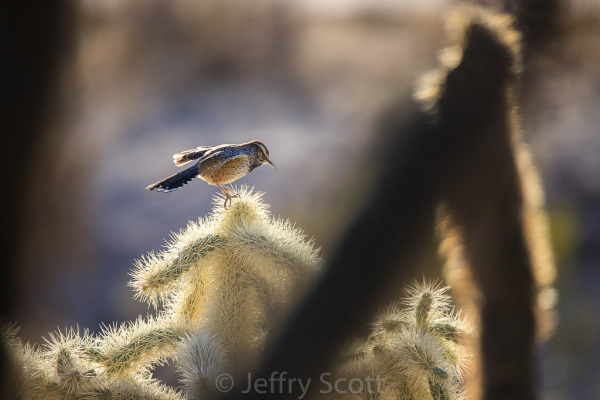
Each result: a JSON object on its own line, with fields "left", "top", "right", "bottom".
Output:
{"left": 199, "top": 155, "right": 251, "bottom": 185}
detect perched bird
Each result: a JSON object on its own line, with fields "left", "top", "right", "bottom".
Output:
{"left": 146, "top": 140, "right": 276, "bottom": 208}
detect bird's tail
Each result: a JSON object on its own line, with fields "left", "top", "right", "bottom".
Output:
{"left": 173, "top": 146, "right": 210, "bottom": 166}
{"left": 146, "top": 164, "right": 200, "bottom": 192}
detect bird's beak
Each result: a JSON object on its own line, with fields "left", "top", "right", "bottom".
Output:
{"left": 264, "top": 158, "right": 277, "bottom": 171}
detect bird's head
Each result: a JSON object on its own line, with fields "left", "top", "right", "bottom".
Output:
{"left": 251, "top": 140, "right": 277, "bottom": 171}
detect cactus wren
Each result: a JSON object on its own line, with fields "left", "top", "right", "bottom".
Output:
{"left": 146, "top": 140, "right": 276, "bottom": 208}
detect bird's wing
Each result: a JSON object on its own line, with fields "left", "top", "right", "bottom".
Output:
{"left": 146, "top": 162, "right": 200, "bottom": 192}
{"left": 198, "top": 152, "right": 249, "bottom": 179}
{"left": 173, "top": 146, "right": 212, "bottom": 166}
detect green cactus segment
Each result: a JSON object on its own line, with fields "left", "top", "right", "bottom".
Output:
{"left": 129, "top": 232, "right": 224, "bottom": 308}
{"left": 432, "top": 323, "right": 460, "bottom": 343}
{"left": 230, "top": 228, "right": 320, "bottom": 273}
{"left": 428, "top": 378, "right": 450, "bottom": 400}
{"left": 93, "top": 319, "right": 189, "bottom": 376}
{"left": 416, "top": 292, "right": 433, "bottom": 328}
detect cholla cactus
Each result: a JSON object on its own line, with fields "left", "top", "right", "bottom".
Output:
{"left": 1, "top": 186, "right": 321, "bottom": 400}
{"left": 127, "top": 186, "right": 321, "bottom": 372}
{"left": 1, "top": 324, "right": 183, "bottom": 400}
{"left": 329, "top": 281, "right": 472, "bottom": 400}
{"left": 105, "top": 186, "right": 320, "bottom": 391}
{"left": 2, "top": 188, "right": 470, "bottom": 400}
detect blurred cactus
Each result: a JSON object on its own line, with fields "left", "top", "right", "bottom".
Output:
{"left": 327, "top": 281, "right": 472, "bottom": 400}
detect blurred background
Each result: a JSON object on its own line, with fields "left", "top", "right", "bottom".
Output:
{"left": 7, "top": 0, "right": 600, "bottom": 399}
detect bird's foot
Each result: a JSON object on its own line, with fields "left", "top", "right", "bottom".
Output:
{"left": 223, "top": 193, "right": 240, "bottom": 209}
{"left": 219, "top": 185, "right": 240, "bottom": 209}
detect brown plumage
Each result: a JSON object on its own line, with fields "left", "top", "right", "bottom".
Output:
{"left": 146, "top": 140, "right": 276, "bottom": 208}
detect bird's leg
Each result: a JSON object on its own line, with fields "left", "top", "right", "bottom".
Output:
{"left": 217, "top": 184, "right": 240, "bottom": 209}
